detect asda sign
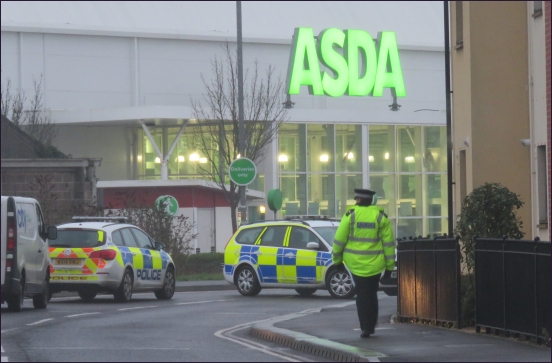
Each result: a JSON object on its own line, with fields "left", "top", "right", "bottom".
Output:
{"left": 286, "top": 28, "right": 405, "bottom": 98}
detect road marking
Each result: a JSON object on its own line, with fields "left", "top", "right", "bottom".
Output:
{"left": 1, "top": 356, "right": 8, "bottom": 362}
{"left": 26, "top": 319, "right": 54, "bottom": 326}
{"left": 65, "top": 312, "right": 100, "bottom": 318}
{"left": 443, "top": 344, "right": 495, "bottom": 348}
{"left": 23, "top": 347, "right": 191, "bottom": 350}
{"left": 118, "top": 306, "right": 158, "bottom": 311}
{"left": 0, "top": 329, "right": 18, "bottom": 334}
{"left": 176, "top": 299, "right": 228, "bottom": 305}
{"left": 1, "top": 345, "right": 4, "bottom": 352}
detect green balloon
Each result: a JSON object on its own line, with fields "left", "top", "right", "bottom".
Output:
{"left": 267, "top": 189, "right": 283, "bottom": 211}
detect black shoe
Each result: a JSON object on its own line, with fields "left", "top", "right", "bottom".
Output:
{"left": 360, "top": 330, "right": 371, "bottom": 338}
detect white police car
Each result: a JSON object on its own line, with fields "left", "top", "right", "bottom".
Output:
{"left": 48, "top": 217, "right": 175, "bottom": 302}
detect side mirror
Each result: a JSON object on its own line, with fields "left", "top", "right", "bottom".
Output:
{"left": 47, "top": 226, "right": 58, "bottom": 240}
{"left": 306, "top": 242, "right": 319, "bottom": 250}
{"left": 155, "top": 241, "right": 165, "bottom": 251}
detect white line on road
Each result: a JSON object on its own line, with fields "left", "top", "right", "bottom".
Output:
{"left": 118, "top": 306, "right": 158, "bottom": 311}
{"left": 176, "top": 299, "right": 228, "bottom": 305}
{"left": 65, "top": 312, "right": 100, "bottom": 318}
{"left": 1, "top": 329, "right": 18, "bottom": 334}
{"left": 1, "top": 345, "right": 4, "bottom": 352}
{"left": 26, "top": 319, "right": 54, "bottom": 326}
{"left": 1, "top": 356, "right": 8, "bottom": 362}
{"left": 23, "top": 347, "right": 191, "bottom": 350}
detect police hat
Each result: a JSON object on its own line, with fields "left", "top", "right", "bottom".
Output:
{"left": 354, "top": 188, "right": 376, "bottom": 199}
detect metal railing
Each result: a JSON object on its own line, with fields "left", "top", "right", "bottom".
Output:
{"left": 397, "top": 236, "right": 461, "bottom": 328}
{"left": 475, "top": 238, "right": 551, "bottom": 341}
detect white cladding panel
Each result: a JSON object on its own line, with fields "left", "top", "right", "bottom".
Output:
{"left": 1, "top": 32, "right": 445, "bottom": 117}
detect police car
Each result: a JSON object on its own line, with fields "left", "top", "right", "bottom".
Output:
{"left": 48, "top": 217, "right": 175, "bottom": 302}
{"left": 224, "top": 215, "right": 357, "bottom": 298}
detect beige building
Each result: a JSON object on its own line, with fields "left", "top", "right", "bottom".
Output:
{"left": 450, "top": 1, "right": 550, "bottom": 241}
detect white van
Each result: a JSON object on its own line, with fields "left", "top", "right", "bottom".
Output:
{"left": 1, "top": 196, "right": 57, "bottom": 311}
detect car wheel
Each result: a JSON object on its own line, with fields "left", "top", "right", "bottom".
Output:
{"left": 295, "top": 288, "right": 317, "bottom": 297}
{"left": 235, "top": 265, "right": 261, "bottom": 297}
{"left": 48, "top": 290, "right": 53, "bottom": 302}
{"left": 327, "top": 268, "right": 356, "bottom": 299}
{"left": 114, "top": 269, "right": 133, "bottom": 302}
{"left": 155, "top": 266, "right": 175, "bottom": 300}
{"left": 32, "top": 273, "right": 49, "bottom": 309}
{"left": 7, "top": 273, "right": 25, "bottom": 312}
{"left": 78, "top": 289, "right": 98, "bottom": 301}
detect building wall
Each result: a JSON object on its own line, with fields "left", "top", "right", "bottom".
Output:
{"left": 546, "top": 1, "right": 552, "bottom": 241}
{"left": 451, "top": 1, "right": 532, "bottom": 237}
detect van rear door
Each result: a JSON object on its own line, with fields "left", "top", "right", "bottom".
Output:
{"left": 1, "top": 196, "right": 8, "bottom": 286}
{"left": 14, "top": 199, "right": 40, "bottom": 285}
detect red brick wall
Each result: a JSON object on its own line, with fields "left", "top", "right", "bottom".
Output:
{"left": 102, "top": 186, "right": 231, "bottom": 209}
{"left": 546, "top": 1, "right": 551, "bottom": 241}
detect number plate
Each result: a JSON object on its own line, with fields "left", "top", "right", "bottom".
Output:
{"left": 55, "top": 259, "right": 82, "bottom": 266}
{"left": 391, "top": 271, "right": 397, "bottom": 278}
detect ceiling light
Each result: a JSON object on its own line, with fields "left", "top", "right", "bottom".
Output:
{"left": 278, "top": 154, "right": 288, "bottom": 162}
{"left": 320, "top": 154, "right": 329, "bottom": 162}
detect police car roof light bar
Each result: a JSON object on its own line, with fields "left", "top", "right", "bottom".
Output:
{"left": 284, "top": 215, "right": 340, "bottom": 221}
{"left": 72, "top": 216, "right": 128, "bottom": 223}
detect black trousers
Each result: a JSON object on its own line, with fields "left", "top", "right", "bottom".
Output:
{"left": 352, "top": 273, "right": 380, "bottom": 332}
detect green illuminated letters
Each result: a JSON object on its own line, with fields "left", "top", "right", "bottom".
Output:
{"left": 287, "top": 28, "right": 406, "bottom": 98}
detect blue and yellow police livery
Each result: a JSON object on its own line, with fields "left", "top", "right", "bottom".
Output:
{"left": 48, "top": 217, "right": 175, "bottom": 302}
{"left": 223, "top": 217, "right": 356, "bottom": 298}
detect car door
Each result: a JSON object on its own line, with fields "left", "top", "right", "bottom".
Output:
{"left": 130, "top": 228, "right": 163, "bottom": 289}
{"left": 34, "top": 203, "right": 49, "bottom": 287}
{"left": 255, "top": 226, "right": 287, "bottom": 284}
{"left": 15, "top": 200, "right": 39, "bottom": 285}
{"left": 282, "top": 226, "right": 320, "bottom": 284}
{"left": 119, "top": 228, "right": 145, "bottom": 289}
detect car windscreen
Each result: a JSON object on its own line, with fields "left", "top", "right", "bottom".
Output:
{"left": 312, "top": 226, "right": 338, "bottom": 245}
{"left": 49, "top": 229, "right": 106, "bottom": 248}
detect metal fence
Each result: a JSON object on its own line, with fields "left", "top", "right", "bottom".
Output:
{"left": 475, "top": 238, "right": 551, "bottom": 341}
{"left": 397, "top": 236, "right": 461, "bottom": 328}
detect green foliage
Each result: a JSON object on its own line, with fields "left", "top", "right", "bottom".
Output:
{"left": 454, "top": 182, "right": 524, "bottom": 276}
{"left": 177, "top": 273, "right": 224, "bottom": 281}
{"left": 182, "top": 252, "right": 224, "bottom": 274}
{"left": 454, "top": 182, "right": 524, "bottom": 326}
{"left": 106, "top": 192, "right": 196, "bottom": 261}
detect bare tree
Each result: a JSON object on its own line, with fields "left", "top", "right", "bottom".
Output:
{"left": 191, "top": 42, "right": 289, "bottom": 232}
{"left": 1, "top": 77, "right": 26, "bottom": 125}
{"left": 1, "top": 73, "right": 58, "bottom": 147}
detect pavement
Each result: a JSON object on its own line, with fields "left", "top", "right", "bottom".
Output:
{"left": 176, "top": 280, "right": 551, "bottom": 362}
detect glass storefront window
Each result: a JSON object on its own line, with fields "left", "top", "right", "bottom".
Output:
{"left": 396, "top": 218, "right": 423, "bottom": 240}
{"left": 369, "top": 174, "right": 395, "bottom": 217}
{"left": 280, "top": 174, "right": 307, "bottom": 216}
{"left": 279, "top": 123, "right": 306, "bottom": 173}
{"left": 369, "top": 125, "right": 395, "bottom": 172}
{"left": 336, "top": 125, "right": 362, "bottom": 172}
{"left": 397, "top": 174, "right": 422, "bottom": 217}
{"left": 143, "top": 128, "right": 162, "bottom": 177}
{"left": 423, "top": 126, "right": 447, "bottom": 173}
{"left": 308, "top": 174, "right": 336, "bottom": 216}
{"left": 336, "top": 173, "right": 362, "bottom": 216}
{"left": 424, "top": 174, "right": 447, "bottom": 217}
{"left": 397, "top": 126, "right": 421, "bottom": 172}
{"left": 424, "top": 217, "right": 448, "bottom": 237}
{"left": 307, "top": 124, "right": 335, "bottom": 172}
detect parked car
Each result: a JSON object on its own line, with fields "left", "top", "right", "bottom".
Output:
{"left": 48, "top": 217, "right": 175, "bottom": 302}
{"left": 223, "top": 215, "right": 397, "bottom": 298}
{"left": 1, "top": 196, "right": 57, "bottom": 311}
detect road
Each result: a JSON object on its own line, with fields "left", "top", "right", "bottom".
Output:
{"left": 1, "top": 288, "right": 368, "bottom": 362}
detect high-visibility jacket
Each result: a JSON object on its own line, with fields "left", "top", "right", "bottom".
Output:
{"left": 332, "top": 205, "right": 395, "bottom": 277}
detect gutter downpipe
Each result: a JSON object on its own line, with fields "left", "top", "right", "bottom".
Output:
{"left": 444, "top": 1, "right": 454, "bottom": 236}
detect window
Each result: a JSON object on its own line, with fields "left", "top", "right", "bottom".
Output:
{"left": 120, "top": 228, "right": 138, "bottom": 248}
{"left": 235, "top": 227, "right": 264, "bottom": 244}
{"left": 455, "top": 1, "right": 463, "bottom": 48}
{"left": 112, "top": 230, "right": 125, "bottom": 246}
{"left": 533, "top": 1, "right": 543, "bottom": 17}
{"left": 131, "top": 228, "right": 154, "bottom": 249}
{"left": 288, "top": 227, "right": 309, "bottom": 249}
{"left": 259, "top": 226, "right": 287, "bottom": 247}
{"left": 35, "top": 204, "right": 45, "bottom": 238}
{"left": 537, "top": 145, "right": 548, "bottom": 225}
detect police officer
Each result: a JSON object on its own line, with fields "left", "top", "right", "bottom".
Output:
{"left": 332, "top": 188, "right": 395, "bottom": 338}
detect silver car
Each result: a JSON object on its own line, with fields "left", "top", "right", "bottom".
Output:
{"left": 48, "top": 217, "right": 175, "bottom": 302}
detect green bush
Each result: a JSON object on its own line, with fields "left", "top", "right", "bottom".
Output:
{"left": 454, "top": 182, "right": 524, "bottom": 327}
{"left": 182, "top": 252, "right": 224, "bottom": 274}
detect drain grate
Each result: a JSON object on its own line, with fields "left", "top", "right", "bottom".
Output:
{"left": 250, "top": 326, "right": 372, "bottom": 362}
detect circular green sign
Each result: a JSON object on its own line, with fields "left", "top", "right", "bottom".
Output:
{"left": 155, "top": 195, "right": 179, "bottom": 216}
{"left": 267, "top": 189, "right": 283, "bottom": 211}
{"left": 229, "top": 158, "right": 257, "bottom": 186}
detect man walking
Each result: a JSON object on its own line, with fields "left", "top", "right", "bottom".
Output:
{"left": 332, "top": 188, "right": 395, "bottom": 338}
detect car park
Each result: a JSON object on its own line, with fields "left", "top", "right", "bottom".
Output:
{"left": 1, "top": 196, "right": 58, "bottom": 311}
{"left": 223, "top": 215, "right": 397, "bottom": 298}
{"left": 48, "top": 217, "right": 175, "bottom": 302}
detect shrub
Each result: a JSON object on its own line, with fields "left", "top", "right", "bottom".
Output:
{"left": 454, "top": 182, "right": 524, "bottom": 326}
{"left": 182, "top": 252, "right": 224, "bottom": 274}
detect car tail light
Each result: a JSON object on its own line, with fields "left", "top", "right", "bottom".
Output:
{"left": 89, "top": 249, "right": 117, "bottom": 260}
{"left": 7, "top": 218, "right": 16, "bottom": 252}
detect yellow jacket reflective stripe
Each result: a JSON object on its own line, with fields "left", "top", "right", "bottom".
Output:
{"left": 332, "top": 205, "right": 395, "bottom": 277}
